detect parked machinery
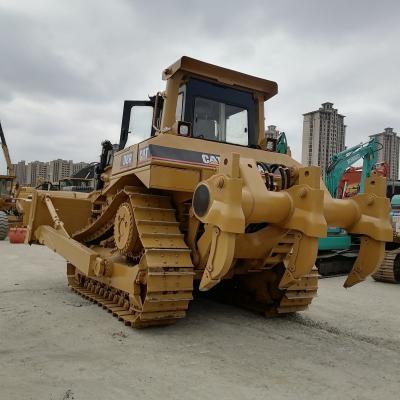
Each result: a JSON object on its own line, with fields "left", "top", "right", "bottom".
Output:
{"left": 0, "top": 121, "right": 17, "bottom": 240}
{"left": 338, "top": 162, "right": 388, "bottom": 199}
{"left": 373, "top": 195, "right": 400, "bottom": 283}
{"left": 26, "top": 57, "right": 392, "bottom": 327}
{"left": 317, "top": 139, "right": 383, "bottom": 276}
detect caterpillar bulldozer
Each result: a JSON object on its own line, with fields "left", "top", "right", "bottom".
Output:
{"left": 26, "top": 57, "right": 392, "bottom": 328}
{"left": 0, "top": 121, "right": 17, "bottom": 240}
{"left": 0, "top": 121, "right": 31, "bottom": 241}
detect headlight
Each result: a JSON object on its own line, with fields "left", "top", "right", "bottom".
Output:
{"left": 178, "top": 121, "right": 192, "bottom": 137}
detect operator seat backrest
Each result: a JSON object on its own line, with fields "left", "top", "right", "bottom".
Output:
{"left": 194, "top": 119, "right": 216, "bottom": 140}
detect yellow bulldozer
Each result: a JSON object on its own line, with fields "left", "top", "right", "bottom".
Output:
{"left": 0, "top": 121, "right": 31, "bottom": 241}
{"left": 26, "top": 57, "right": 392, "bottom": 328}
{"left": 0, "top": 121, "right": 17, "bottom": 240}
{"left": 372, "top": 195, "right": 400, "bottom": 283}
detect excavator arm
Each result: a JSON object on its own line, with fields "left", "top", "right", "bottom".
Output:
{"left": 0, "top": 122, "right": 15, "bottom": 177}
{"left": 325, "top": 138, "right": 380, "bottom": 198}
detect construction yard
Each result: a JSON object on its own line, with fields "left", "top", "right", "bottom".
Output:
{"left": 1, "top": 240, "right": 399, "bottom": 400}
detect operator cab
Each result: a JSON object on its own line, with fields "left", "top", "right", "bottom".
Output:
{"left": 118, "top": 57, "right": 278, "bottom": 151}
{"left": 119, "top": 78, "right": 256, "bottom": 149}
{"left": 175, "top": 78, "right": 255, "bottom": 146}
{"left": 0, "top": 176, "right": 13, "bottom": 198}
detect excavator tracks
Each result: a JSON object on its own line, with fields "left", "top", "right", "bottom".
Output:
{"left": 68, "top": 267, "right": 192, "bottom": 328}
{"left": 67, "top": 189, "right": 318, "bottom": 327}
{"left": 276, "top": 267, "right": 319, "bottom": 314}
{"left": 372, "top": 249, "right": 400, "bottom": 283}
{"left": 67, "top": 190, "right": 194, "bottom": 328}
{"left": 69, "top": 264, "right": 318, "bottom": 326}
{"left": 265, "top": 232, "right": 319, "bottom": 315}
{"left": 203, "top": 265, "right": 318, "bottom": 317}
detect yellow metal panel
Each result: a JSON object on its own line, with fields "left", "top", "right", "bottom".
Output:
{"left": 112, "top": 144, "right": 138, "bottom": 175}
{"left": 28, "top": 190, "right": 92, "bottom": 242}
{"left": 163, "top": 56, "right": 278, "bottom": 100}
{"left": 149, "top": 165, "right": 200, "bottom": 192}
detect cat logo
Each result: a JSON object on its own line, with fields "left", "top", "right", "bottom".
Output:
{"left": 121, "top": 152, "right": 133, "bottom": 168}
{"left": 201, "top": 154, "right": 220, "bottom": 165}
{"left": 139, "top": 147, "right": 150, "bottom": 161}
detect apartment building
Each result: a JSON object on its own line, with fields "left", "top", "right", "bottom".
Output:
{"left": 265, "top": 125, "right": 280, "bottom": 140}
{"left": 369, "top": 127, "right": 400, "bottom": 180}
{"left": 301, "top": 102, "right": 346, "bottom": 179}
{"left": 26, "top": 161, "right": 49, "bottom": 186}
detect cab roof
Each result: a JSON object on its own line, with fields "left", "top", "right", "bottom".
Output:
{"left": 163, "top": 56, "right": 278, "bottom": 100}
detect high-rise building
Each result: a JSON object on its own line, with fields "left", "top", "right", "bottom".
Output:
{"left": 369, "top": 127, "right": 400, "bottom": 180}
{"left": 49, "top": 159, "right": 73, "bottom": 183}
{"left": 26, "top": 161, "right": 49, "bottom": 186}
{"left": 12, "top": 160, "right": 27, "bottom": 185}
{"left": 265, "top": 125, "right": 280, "bottom": 140}
{"left": 12, "top": 158, "right": 95, "bottom": 186}
{"left": 301, "top": 102, "right": 346, "bottom": 179}
{"left": 72, "top": 162, "right": 89, "bottom": 176}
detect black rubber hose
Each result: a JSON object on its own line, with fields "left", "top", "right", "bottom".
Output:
{"left": 284, "top": 167, "right": 291, "bottom": 189}
{"left": 278, "top": 166, "right": 286, "bottom": 191}
{"left": 258, "top": 162, "right": 274, "bottom": 190}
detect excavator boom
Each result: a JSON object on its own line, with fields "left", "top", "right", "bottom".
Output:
{"left": 0, "top": 122, "right": 15, "bottom": 177}
{"left": 325, "top": 138, "right": 381, "bottom": 198}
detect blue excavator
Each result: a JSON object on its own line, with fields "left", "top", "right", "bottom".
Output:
{"left": 317, "top": 138, "right": 382, "bottom": 275}
{"left": 325, "top": 138, "right": 380, "bottom": 198}
{"left": 265, "top": 131, "right": 288, "bottom": 154}
{"left": 276, "top": 132, "right": 288, "bottom": 154}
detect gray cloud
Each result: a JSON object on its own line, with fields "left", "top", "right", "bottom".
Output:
{"left": 1, "top": 0, "right": 400, "bottom": 173}
{"left": 0, "top": 9, "right": 101, "bottom": 101}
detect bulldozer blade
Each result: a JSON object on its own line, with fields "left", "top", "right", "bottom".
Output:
{"left": 344, "top": 236, "right": 385, "bottom": 288}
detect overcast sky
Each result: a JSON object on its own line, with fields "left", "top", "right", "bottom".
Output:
{"left": 1, "top": 0, "right": 399, "bottom": 173}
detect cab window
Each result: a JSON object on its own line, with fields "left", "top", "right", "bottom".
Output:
{"left": 126, "top": 106, "right": 154, "bottom": 147}
{"left": 193, "top": 97, "right": 248, "bottom": 146}
{"left": 183, "top": 78, "right": 256, "bottom": 146}
{"left": 0, "top": 179, "right": 12, "bottom": 196}
{"left": 176, "top": 92, "right": 184, "bottom": 121}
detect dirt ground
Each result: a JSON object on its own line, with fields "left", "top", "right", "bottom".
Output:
{"left": 1, "top": 241, "right": 399, "bottom": 400}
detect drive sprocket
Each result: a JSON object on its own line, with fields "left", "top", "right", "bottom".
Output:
{"left": 114, "top": 202, "right": 140, "bottom": 257}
